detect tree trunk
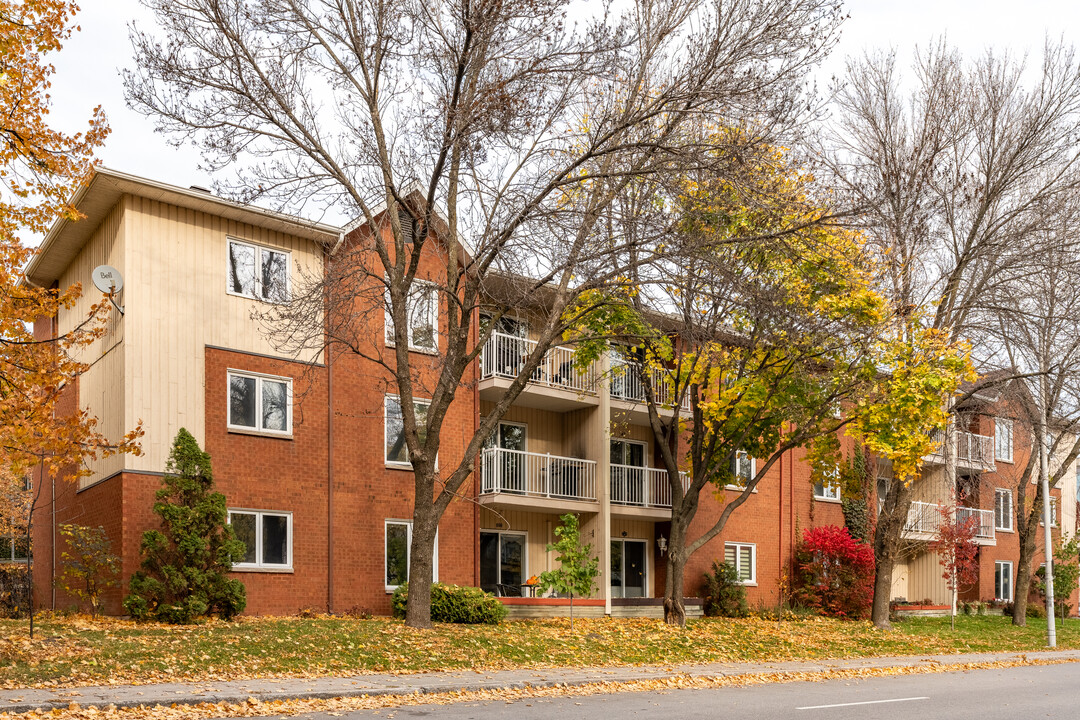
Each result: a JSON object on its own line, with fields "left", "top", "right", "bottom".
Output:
{"left": 663, "top": 523, "right": 687, "bottom": 627}
{"left": 871, "top": 481, "right": 912, "bottom": 629}
{"left": 404, "top": 507, "right": 438, "bottom": 630}
{"left": 1012, "top": 522, "right": 1039, "bottom": 626}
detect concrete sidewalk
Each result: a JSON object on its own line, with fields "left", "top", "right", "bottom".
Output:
{"left": 2, "top": 649, "right": 1078, "bottom": 714}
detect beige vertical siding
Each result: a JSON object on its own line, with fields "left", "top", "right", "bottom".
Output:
{"left": 906, "top": 550, "right": 951, "bottom": 605}
{"left": 479, "top": 402, "right": 578, "bottom": 458}
{"left": 58, "top": 203, "right": 126, "bottom": 485}
{"left": 60, "top": 195, "right": 326, "bottom": 483}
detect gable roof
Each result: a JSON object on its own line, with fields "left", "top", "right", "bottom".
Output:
{"left": 24, "top": 167, "right": 342, "bottom": 287}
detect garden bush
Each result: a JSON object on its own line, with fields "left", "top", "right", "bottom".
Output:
{"left": 702, "top": 560, "right": 749, "bottom": 618}
{"left": 124, "top": 429, "right": 246, "bottom": 623}
{"left": 792, "top": 525, "right": 874, "bottom": 619}
{"left": 392, "top": 582, "right": 507, "bottom": 624}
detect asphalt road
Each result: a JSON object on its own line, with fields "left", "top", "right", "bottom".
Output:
{"left": 230, "top": 662, "right": 1080, "bottom": 720}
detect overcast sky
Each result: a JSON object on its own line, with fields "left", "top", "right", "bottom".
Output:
{"left": 44, "top": 0, "right": 1078, "bottom": 226}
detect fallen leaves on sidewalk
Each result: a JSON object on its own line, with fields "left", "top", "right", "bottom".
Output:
{"left": 0, "top": 656, "right": 1076, "bottom": 720}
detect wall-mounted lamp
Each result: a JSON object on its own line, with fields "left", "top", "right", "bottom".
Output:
{"left": 657, "top": 534, "right": 668, "bottom": 556}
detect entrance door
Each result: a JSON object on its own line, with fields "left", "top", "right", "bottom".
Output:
{"left": 485, "top": 422, "right": 527, "bottom": 493}
{"left": 610, "top": 439, "right": 646, "bottom": 505}
{"left": 610, "top": 539, "right": 647, "bottom": 598}
{"left": 480, "top": 531, "right": 526, "bottom": 596}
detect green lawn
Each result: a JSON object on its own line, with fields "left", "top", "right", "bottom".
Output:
{"left": 0, "top": 613, "right": 1073, "bottom": 689}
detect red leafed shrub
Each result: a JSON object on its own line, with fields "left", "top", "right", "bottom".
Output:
{"left": 792, "top": 525, "right": 875, "bottom": 619}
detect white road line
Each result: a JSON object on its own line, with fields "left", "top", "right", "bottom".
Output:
{"left": 796, "top": 696, "right": 930, "bottom": 710}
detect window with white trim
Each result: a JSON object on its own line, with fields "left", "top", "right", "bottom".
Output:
{"left": 228, "top": 509, "right": 292, "bottom": 570}
{"left": 814, "top": 467, "right": 842, "bottom": 501}
{"left": 385, "top": 520, "right": 438, "bottom": 591}
{"left": 228, "top": 370, "right": 291, "bottom": 435}
{"left": 994, "top": 488, "right": 1013, "bottom": 531}
{"left": 385, "top": 282, "right": 438, "bottom": 353}
{"left": 995, "top": 560, "right": 1013, "bottom": 601}
{"left": 724, "top": 542, "right": 755, "bottom": 584}
{"left": 727, "top": 451, "right": 755, "bottom": 490}
{"left": 227, "top": 239, "right": 289, "bottom": 302}
{"left": 385, "top": 395, "right": 430, "bottom": 466}
{"left": 995, "top": 418, "right": 1013, "bottom": 462}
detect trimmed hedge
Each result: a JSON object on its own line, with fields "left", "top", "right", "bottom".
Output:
{"left": 701, "top": 560, "right": 749, "bottom": 618}
{"left": 391, "top": 582, "right": 507, "bottom": 624}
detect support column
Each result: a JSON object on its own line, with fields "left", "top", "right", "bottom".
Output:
{"left": 598, "top": 352, "right": 612, "bottom": 616}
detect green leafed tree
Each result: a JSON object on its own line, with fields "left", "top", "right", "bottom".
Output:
{"left": 123, "top": 429, "right": 246, "bottom": 623}
{"left": 1036, "top": 537, "right": 1080, "bottom": 627}
{"left": 536, "top": 513, "right": 599, "bottom": 629}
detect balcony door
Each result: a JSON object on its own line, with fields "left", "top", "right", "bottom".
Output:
{"left": 611, "top": 439, "right": 646, "bottom": 505}
{"left": 485, "top": 421, "right": 527, "bottom": 494}
{"left": 480, "top": 531, "right": 526, "bottom": 597}
{"left": 611, "top": 539, "right": 647, "bottom": 598}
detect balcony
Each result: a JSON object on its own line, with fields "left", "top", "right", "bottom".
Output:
{"left": 902, "top": 501, "right": 996, "bottom": 544}
{"left": 610, "top": 361, "right": 691, "bottom": 424}
{"left": 923, "top": 431, "right": 996, "bottom": 473}
{"left": 610, "top": 465, "right": 688, "bottom": 519}
{"left": 480, "top": 447, "right": 598, "bottom": 513}
{"left": 479, "top": 332, "right": 599, "bottom": 411}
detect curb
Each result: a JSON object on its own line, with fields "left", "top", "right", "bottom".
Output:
{"left": 4, "top": 651, "right": 1080, "bottom": 714}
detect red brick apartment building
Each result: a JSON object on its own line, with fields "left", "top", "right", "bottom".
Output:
{"left": 24, "top": 169, "right": 1077, "bottom": 617}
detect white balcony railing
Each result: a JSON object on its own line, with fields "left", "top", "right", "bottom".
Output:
{"left": 480, "top": 332, "right": 597, "bottom": 394}
{"left": 903, "top": 501, "right": 995, "bottom": 541}
{"left": 610, "top": 361, "right": 691, "bottom": 411}
{"left": 481, "top": 447, "right": 597, "bottom": 502}
{"left": 925, "top": 430, "right": 995, "bottom": 469}
{"left": 608, "top": 465, "right": 678, "bottom": 508}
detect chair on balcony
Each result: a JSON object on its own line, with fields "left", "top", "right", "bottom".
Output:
{"left": 495, "top": 583, "right": 522, "bottom": 597}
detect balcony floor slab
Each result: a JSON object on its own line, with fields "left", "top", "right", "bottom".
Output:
{"left": 479, "top": 376, "right": 599, "bottom": 412}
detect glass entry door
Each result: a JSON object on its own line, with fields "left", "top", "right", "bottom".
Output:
{"left": 485, "top": 422, "right": 527, "bottom": 493}
{"left": 610, "top": 539, "right": 647, "bottom": 598}
{"left": 480, "top": 531, "right": 526, "bottom": 596}
{"left": 610, "top": 439, "right": 646, "bottom": 505}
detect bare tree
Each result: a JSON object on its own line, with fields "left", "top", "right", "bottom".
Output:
{"left": 985, "top": 224, "right": 1080, "bottom": 628}
{"left": 824, "top": 41, "right": 1080, "bottom": 628}
{"left": 125, "top": 0, "right": 844, "bottom": 626}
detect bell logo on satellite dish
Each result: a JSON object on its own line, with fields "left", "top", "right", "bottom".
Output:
{"left": 91, "top": 265, "right": 125, "bottom": 315}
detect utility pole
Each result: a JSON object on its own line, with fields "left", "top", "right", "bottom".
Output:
{"left": 1039, "top": 395, "right": 1056, "bottom": 647}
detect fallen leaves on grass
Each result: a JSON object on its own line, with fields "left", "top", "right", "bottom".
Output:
{"left": 0, "top": 613, "right": 1074, "bottom": 690}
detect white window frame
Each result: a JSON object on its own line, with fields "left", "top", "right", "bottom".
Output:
{"left": 384, "top": 519, "right": 438, "bottom": 592}
{"left": 724, "top": 541, "right": 756, "bottom": 585}
{"left": 726, "top": 451, "right": 756, "bottom": 491}
{"left": 385, "top": 394, "right": 433, "bottom": 469}
{"left": 995, "top": 560, "right": 1013, "bottom": 602}
{"left": 385, "top": 280, "right": 439, "bottom": 354}
{"left": 226, "top": 369, "right": 293, "bottom": 436}
{"left": 994, "top": 488, "right": 1013, "bottom": 532}
{"left": 995, "top": 418, "right": 1013, "bottom": 463}
{"left": 228, "top": 509, "right": 293, "bottom": 571}
{"left": 813, "top": 467, "right": 842, "bottom": 501}
{"left": 226, "top": 238, "right": 291, "bottom": 303}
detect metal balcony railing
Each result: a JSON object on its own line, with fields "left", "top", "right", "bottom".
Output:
{"left": 924, "top": 430, "right": 996, "bottom": 470}
{"left": 480, "top": 447, "right": 597, "bottom": 502}
{"left": 609, "top": 465, "right": 689, "bottom": 509}
{"left": 479, "top": 332, "right": 597, "bottom": 394}
{"left": 903, "top": 500, "right": 995, "bottom": 541}
{"left": 609, "top": 360, "right": 691, "bottom": 411}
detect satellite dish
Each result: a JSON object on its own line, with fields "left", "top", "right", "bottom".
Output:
{"left": 91, "top": 265, "right": 125, "bottom": 315}
{"left": 91, "top": 265, "right": 123, "bottom": 294}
